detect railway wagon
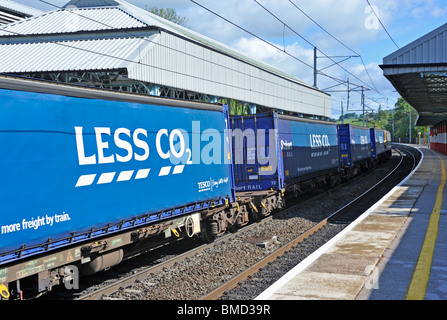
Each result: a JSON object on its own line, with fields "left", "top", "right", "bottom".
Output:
{"left": 0, "top": 76, "right": 235, "bottom": 298}
{"left": 277, "top": 114, "right": 340, "bottom": 188}
{"left": 338, "top": 124, "right": 372, "bottom": 172}
{"left": 370, "top": 128, "right": 393, "bottom": 160}
{"left": 384, "top": 130, "right": 392, "bottom": 155}
{"left": 370, "top": 128, "right": 385, "bottom": 159}
{"left": 230, "top": 112, "right": 340, "bottom": 216}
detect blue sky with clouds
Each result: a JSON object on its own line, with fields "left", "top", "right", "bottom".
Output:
{"left": 10, "top": 0, "right": 447, "bottom": 118}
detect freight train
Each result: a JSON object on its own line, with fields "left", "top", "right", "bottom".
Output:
{"left": 0, "top": 75, "right": 392, "bottom": 299}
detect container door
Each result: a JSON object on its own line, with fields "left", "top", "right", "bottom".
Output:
{"left": 337, "top": 124, "right": 352, "bottom": 166}
{"left": 231, "top": 114, "right": 280, "bottom": 192}
{"left": 370, "top": 128, "right": 377, "bottom": 159}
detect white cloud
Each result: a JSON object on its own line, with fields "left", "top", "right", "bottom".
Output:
{"left": 430, "top": 6, "right": 447, "bottom": 17}
{"left": 233, "top": 37, "right": 315, "bottom": 83}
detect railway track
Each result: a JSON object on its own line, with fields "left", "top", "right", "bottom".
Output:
{"left": 53, "top": 145, "right": 418, "bottom": 300}
{"left": 75, "top": 217, "right": 276, "bottom": 300}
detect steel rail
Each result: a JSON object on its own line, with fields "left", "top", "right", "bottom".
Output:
{"left": 76, "top": 242, "right": 208, "bottom": 300}
{"left": 76, "top": 215, "right": 273, "bottom": 300}
{"left": 327, "top": 148, "right": 404, "bottom": 223}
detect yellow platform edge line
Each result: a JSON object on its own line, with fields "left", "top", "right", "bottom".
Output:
{"left": 406, "top": 154, "right": 445, "bottom": 300}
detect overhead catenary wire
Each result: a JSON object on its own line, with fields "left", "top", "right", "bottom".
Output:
{"left": 40, "top": 0, "right": 358, "bottom": 102}
{"left": 32, "top": 0, "right": 399, "bottom": 117}
{"left": 38, "top": 0, "right": 349, "bottom": 98}
{"left": 255, "top": 0, "right": 395, "bottom": 114}
{"left": 365, "top": 0, "right": 400, "bottom": 49}
{"left": 254, "top": 0, "right": 385, "bottom": 99}
{"left": 190, "top": 0, "right": 389, "bottom": 117}
{"left": 254, "top": 0, "right": 367, "bottom": 88}
{"left": 190, "top": 0, "right": 314, "bottom": 70}
{"left": 287, "top": 0, "right": 380, "bottom": 94}
{"left": 253, "top": 0, "right": 398, "bottom": 113}
{"left": 191, "top": 0, "right": 370, "bottom": 101}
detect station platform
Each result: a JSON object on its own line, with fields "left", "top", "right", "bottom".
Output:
{"left": 256, "top": 146, "right": 447, "bottom": 300}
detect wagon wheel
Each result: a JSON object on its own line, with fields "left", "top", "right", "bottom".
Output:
{"left": 201, "top": 220, "right": 218, "bottom": 243}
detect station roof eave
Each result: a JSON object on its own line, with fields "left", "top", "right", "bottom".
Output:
{"left": 381, "top": 23, "right": 447, "bottom": 127}
{"left": 381, "top": 64, "right": 447, "bottom": 126}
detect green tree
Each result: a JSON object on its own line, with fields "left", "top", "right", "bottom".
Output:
{"left": 367, "top": 106, "right": 391, "bottom": 130}
{"left": 392, "top": 98, "right": 423, "bottom": 143}
{"left": 146, "top": 6, "right": 189, "bottom": 27}
{"left": 338, "top": 112, "right": 358, "bottom": 121}
{"left": 336, "top": 98, "right": 429, "bottom": 143}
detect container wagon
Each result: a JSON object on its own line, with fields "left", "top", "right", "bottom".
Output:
{"left": 230, "top": 112, "right": 340, "bottom": 218}
{"left": 370, "top": 128, "right": 385, "bottom": 160}
{"left": 337, "top": 124, "right": 372, "bottom": 177}
{"left": 370, "top": 128, "right": 392, "bottom": 161}
{"left": 0, "top": 76, "right": 236, "bottom": 299}
{"left": 384, "top": 130, "right": 392, "bottom": 157}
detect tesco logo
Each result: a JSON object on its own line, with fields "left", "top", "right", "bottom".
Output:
{"left": 198, "top": 180, "right": 210, "bottom": 189}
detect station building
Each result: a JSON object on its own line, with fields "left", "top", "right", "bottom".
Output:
{"left": 0, "top": 0, "right": 331, "bottom": 119}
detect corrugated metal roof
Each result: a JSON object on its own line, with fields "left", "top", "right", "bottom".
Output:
{"left": 0, "top": 10, "right": 20, "bottom": 25}
{"left": 0, "top": 7, "right": 147, "bottom": 36}
{"left": 123, "top": 3, "right": 306, "bottom": 86}
{"left": 0, "top": 0, "right": 331, "bottom": 118}
{"left": 0, "top": 3, "right": 306, "bottom": 87}
{"left": 64, "top": 0, "right": 123, "bottom": 7}
{"left": 383, "top": 23, "right": 447, "bottom": 67}
{"left": 0, "top": 35, "right": 155, "bottom": 73}
{"left": 0, "top": 0, "right": 44, "bottom": 17}
{"left": 130, "top": 31, "right": 331, "bottom": 118}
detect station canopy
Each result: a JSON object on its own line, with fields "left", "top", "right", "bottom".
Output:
{"left": 0, "top": 0, "right": 331, "bottom": 119}
{"left": 381, "top": 23, "right": 447, "bottom": 127}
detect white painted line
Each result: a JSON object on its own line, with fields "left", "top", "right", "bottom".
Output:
{"left": 75, "top": 174, "right": 97, "bottom": 187}
{"left": 173, "top": 165, "right": 185, "bottom": 174}
{"left": 159, "top": 166, "right": 171, "bottom": 176}
{"left": 135, "top": 168, "right": 150, "bottom": 179}
{"left": 97, "top": 172, "right": 116, "bottom": 184}
{"left": 117, "top": 170, "right": 134, "bottom": 182}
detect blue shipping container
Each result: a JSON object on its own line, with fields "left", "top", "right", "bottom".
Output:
{"left": 0, "top": 86, "right": 234, "bottom": 261}
{"left": 338, "top": 124, "right": 371, "bottom": 167}
{"left": 231, "top": 113, "right": 339, "bottom": 191}
{"left": 278, "top": 115, "right": 340, "bottom": 184}
{"left": 370, "top": 128, "right": 385, "bottom": 158}
{"left": 231, "top": 113, "right": 283, "bottom": 192}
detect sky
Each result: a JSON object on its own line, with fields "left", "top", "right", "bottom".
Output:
{"left": 11, "top": 0, "right": 447, "bottom": 119}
